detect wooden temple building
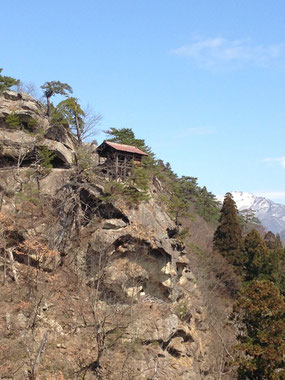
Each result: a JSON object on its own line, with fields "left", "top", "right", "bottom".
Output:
{"left": 96, "top": 140, "right": 148, "bottom": 179}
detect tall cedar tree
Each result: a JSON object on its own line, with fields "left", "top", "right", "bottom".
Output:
{"left": 234, "top": 280, "right": 285, "bottom": 379}
{"left": 213, "top": 192, "right": 244, "bottom": 269}
{"left": 264, "top": 231, "right": 283, "bottom": 251}
{"left": 264, "top": 231, "right": 285, "bottom": 293}
{"left": 244, "top": 229, "right": 270, "bottom": 281}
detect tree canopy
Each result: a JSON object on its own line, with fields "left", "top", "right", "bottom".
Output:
{"left": 41, "top": 80, "right": 73, "bottom": 117}
{"left": 57, "top": 97, "right": 85, "bottom": 144}
{"left": 234, "top": 280, "right": 285, "bottom": 379}
{"left": 0, "top": 68, "right": 19, "bottom": 93}
{"left": 213, "top": 193, "right": 244, "bottom": 269}
{"left": 243, "top": 229, "right": 270, "bottom": 281}
{"left": 105, "top": 127, "right": 153, "bottom": 155}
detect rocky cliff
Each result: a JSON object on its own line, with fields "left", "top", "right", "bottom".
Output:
{"left": 0, "top": 91, "right": 235, "bottom": 379}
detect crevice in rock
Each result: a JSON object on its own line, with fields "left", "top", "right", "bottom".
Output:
{"left": 98, "top": 202, "right": 129, "bottom": 222}
{"left": 79, "top": 188, "right": 129, "bottom": 226}
{"left": 0, "top": 151, "right": 67, "bottom": 169}
{"left": 167, "top": 227, "right": 178, "bottom": 238}
{"left": 149, "top": 248, "right": 171, "bottom": 263}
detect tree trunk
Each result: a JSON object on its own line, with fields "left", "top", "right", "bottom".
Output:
{"left": 75, "top": 115, "right": 82, "bottom": 145}
{"left": 46, "top": 96, "right": 51, "bottom": 117}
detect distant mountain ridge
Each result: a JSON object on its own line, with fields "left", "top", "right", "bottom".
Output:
{"left": 217, "top": 191, "right": 285, "bottom": 235}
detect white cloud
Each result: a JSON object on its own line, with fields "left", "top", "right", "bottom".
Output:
{"left": 263, "top": 156, "right": 285, "bottom": 168}
{"left": 174, "top": 126, "right": 215, "bottom": 138}
{"left": 171, "top": 37, "right": 285, "bottom": 69}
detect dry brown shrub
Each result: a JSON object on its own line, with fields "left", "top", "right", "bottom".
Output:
{"left": 15, "top": 238, "right": 59, "bottom": 261}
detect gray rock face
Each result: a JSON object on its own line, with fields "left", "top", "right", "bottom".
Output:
{"left": 44, "top": 124, "right": 76, "bottom": 150}
{"left": 44, "top": 178, "right": 215, "bottom": 379}
{"left": 0, "top": 129, "right": 74, "bottom": 166}
{"left": 0, "top": 90, "right": 48, "bottom": 129}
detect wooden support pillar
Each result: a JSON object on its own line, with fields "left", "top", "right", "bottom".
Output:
{"left": 123, "top": 155, "right": 127, "bottom": 180}
{"left": 115, "top": 153, "right": 118, "bottom": 180}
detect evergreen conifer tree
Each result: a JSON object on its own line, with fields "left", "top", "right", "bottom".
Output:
{"left": 234, "top": 280, "right": 285, "bottom": 379}
{"left": 264, "top": 231, "right": 285, "bottom": 293}
{"left": 213, "top": 192, "right": 244, "bottom": 269}
{"left": 57, "top": 97, "right": 85, "bottom": 144}
{"left": 105, "top": 127, "right": 153, "bottom": 155}
{"left": 244, "top": 229, "right": 270, "bottom": 281}
{"left": 41, "top": 80, "right": 73, "bottom": 117}
{"left": 0, "top": 68, "right": 19, "bottom": 93}
{"left": 264, "top": 231, "right": 283, "bottom": 251}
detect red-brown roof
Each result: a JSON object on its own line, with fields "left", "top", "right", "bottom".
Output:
{"left": 99, "top": 140, "right": 148, "bottom": 156}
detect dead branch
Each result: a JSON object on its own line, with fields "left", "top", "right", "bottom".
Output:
{"left": 7, "top": 247, "right": 18, "bottom": 283}
{"left": 29, "top": 330, "right": 49, "bottom": 380}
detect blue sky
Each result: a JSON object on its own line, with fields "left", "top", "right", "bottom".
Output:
{"left": 1, "top": 0, "right": 285, "bottom": 203}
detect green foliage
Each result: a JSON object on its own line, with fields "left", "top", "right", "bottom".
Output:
{"left": 0, "top": 68, "right": 19, "bottom": 93}
{"left": 264, "top": 231, "right": 283, "bottom": 251}
{"left": 175, "top": 302, "right": 191, "bottom": 321}
{"left": 121, "top": 184, "right": 150, "bottom": 205}
{"left": 178, "top": 177, "right": 220, "bottom": 222}
{"left": 213, "top": 193, "right": 245, "bottom": 269}
{"left": 72, "top": 146, "right": 98, "bottom": 182}
{"left": 105, "top": 127, "right": 153, "bottom": 156}
{"left": 41, "top": 81, "right": 73, "bottom": 98}
{"left": 5, "top": 112, "right": 39, "bottom": 134}
{"left": 244, "top": 229, "right": 271, "bottom": 281}
{"left": 241, "top": 229, "right": 285, "bottom": 291}
{"left": 129, "top": 165, "right": 150, "bottom": 193}
{"left": 16, "top": 183, "right": 41, "bottom": 207}
{"left": 26, "top": 117, "right": 38, "bottom": 132}
{"left": 41, "top": 80, "right": 73, "bottom": 117}
{"left": 5, "top": 112, "right": 20, "bottom": 129}
{"left": 37, "top": 146, "right": 56, "bottom": 170}
{"left": 102, "top": 167, "right": 150, "bottom": 206}
{"left": 240, "top": 209, "right": 261, "bottom": 226}
{"left": 233, "top": 280, "right": 285, "bottom": 379}
{"left": 264, "top": 231, "right": 285, "bottom": 294}
{"left": 57, "top": 97, "right": 85, "bottom": 143}
{"left": 158, "top": 171, "right": 220, "bottom": 223}
{"left": 49, "top": 104, "right": 69, "bottom": 128}
{"left": 160, "top": 182, "right": 192, "bottom": 225}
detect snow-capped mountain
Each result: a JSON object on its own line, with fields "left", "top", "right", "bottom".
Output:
{"left": 217, "top": 191, "right": 285, "bottom": 235}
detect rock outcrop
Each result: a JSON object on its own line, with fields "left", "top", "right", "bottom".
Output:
{"left": 0, "top": 90, "right": 76, "bottom": 167}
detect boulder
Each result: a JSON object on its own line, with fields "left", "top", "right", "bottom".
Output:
{"left": 102, "top": 219, "right": 127, "bottom": 230}
{"left": 45, "top": 124, "right": 76, "bottom": 150}
{"left": 0, "top": 91, "right": 48, "bottom": 131}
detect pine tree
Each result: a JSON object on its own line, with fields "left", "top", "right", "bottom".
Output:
{"left": 41, "top": 81, "right": 73, "bottom": 117}
{"left": 213, "top": 192, "right": 244, "bottom": 269}
{"left": 105, "top": 127, "right": 152, "bottom": 155}
{"left": 57, "top": 97, "right": 85, "bottom": 144}
{"left": 0, "top": 68, "right": 19, "bottom": 93}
